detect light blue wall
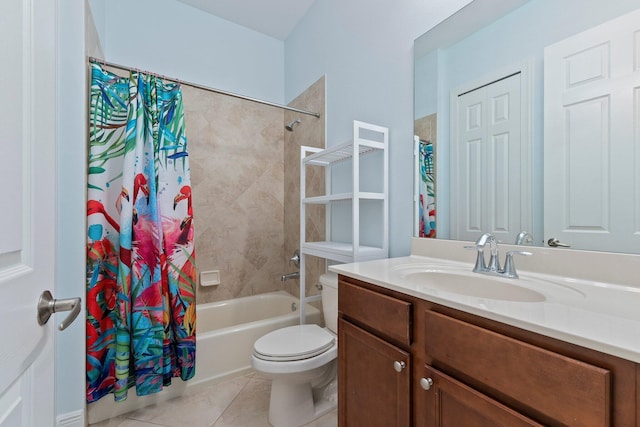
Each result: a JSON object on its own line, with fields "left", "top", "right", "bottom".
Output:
{"left": 284, "top": 0, "right": 473, "bottom": 257}
{"left": 416, "top": 0, "right": 639, "bottom": 245}
{"left": 57, "top": 0, "right": 87, "bottom": 421}
{"left": 414, "top": 51, "right": 439, "bottom": 119}
{"left": 95, "top": 0, "right": 286, "bottom": 104}
{"left": 87, "top": 0, "right": 106, "bottom": 46}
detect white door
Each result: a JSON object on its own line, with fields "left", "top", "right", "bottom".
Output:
{"left": 544, "top": 8, "right": 640, "bottom": 253}
{"left": 0, "top": 0, "right": 58, "bottom": 425}
{"left": 451, "top": 73, "right": 524, "bottom": 243}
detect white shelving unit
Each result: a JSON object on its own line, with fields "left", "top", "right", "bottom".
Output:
{"left": 298, "top": 120, "right": 388, "bottom": 323}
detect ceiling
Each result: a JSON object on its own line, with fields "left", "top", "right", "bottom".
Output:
{"left": 176, "top": 0, "right": 317, "bottom": 40}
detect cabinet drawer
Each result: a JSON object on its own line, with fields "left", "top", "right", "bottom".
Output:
{"left": 425, "top": 310, "right": 611, "bottom": 427}
{"left": 339, "top": 279, "right": 412, "bottom": 346}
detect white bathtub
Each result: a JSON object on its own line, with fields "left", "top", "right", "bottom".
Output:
{"left": 87, "top": 291, "right": 321, "bottom": 424}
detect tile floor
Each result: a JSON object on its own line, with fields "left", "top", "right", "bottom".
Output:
{"left": 89, "top": 372, "right": 337, "bottom": 427}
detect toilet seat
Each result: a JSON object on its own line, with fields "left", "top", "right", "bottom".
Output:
{"left": 253, "top": 324, "right": 335, "bottom": 362}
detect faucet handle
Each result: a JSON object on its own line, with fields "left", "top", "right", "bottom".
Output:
{"left": 464, "top": 245, "right": 487, "bottom": 273}
{"left": 474, "top": 232, "right": 493, "bottom": 246}
{"left": 507, "top": 250, "right": 533, "bottom": 257}
{"left": 289, "top": 249, "right": 300, "bottom": 268}
{"left": 502, "top": 251, "right": 532, "bottom": 278}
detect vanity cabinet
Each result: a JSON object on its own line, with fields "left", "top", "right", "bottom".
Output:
{"left": 337, "top": 274, "right": 639, "bottom": 426}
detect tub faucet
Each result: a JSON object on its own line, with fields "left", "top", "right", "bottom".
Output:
{"left": 281, "top": 272, "right": 300, "bottom": 281}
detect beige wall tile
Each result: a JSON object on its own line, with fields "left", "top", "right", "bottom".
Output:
{"left": 183, "top": 87, "right": 286, "bottom": 303}
{"left": 182, "top": 77, "right": 325, "bottom": 304}
{"left": 415, "top": 113, "right": 437, "bottom": 146}
{"left": 283, "top": 77, "right": 327, "bottom": 317}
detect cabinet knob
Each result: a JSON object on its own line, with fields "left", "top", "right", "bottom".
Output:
{"left": 420, "top": 377, "right": 434, "bottom": 390}
{"left": 393, "top": 361, "right": 406, "bottom": 372}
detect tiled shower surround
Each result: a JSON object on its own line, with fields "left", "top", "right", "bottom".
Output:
{"left": 184, "top": 77, "right": 326, "bottom": 304}
{"left": 283, "top": 77, "right": 327, "bottom": 306}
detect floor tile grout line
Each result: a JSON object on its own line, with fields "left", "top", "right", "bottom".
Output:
{"left": 210, "top": 372, "right": 263, "bottom": 427}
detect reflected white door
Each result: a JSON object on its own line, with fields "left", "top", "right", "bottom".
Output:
{"left": 0, "top": 0, "right": 57, "bottom": 425}
{"left": 544, "top": 8, "right": 640, "bottom": 252}
{"left": 451, "top": 73, "right": 524, "bottom": 243}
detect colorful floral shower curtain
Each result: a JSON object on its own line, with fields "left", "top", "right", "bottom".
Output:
{"left": 418, "top": 140, "right": 436, "bottom": 238}
{"left": 86, "top": 63, "right": 196, "bottom": 403}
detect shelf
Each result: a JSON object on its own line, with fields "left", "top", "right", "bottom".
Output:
{"left": 302, "top": 192, "right": 385, "bottom": 204}
{"left": 301, "top": 241, "right": 387, "bottom": 263}
{"left": 298, "top": 120, "right": 389, "bottom": 324}
{"left": 300, "top": 120, "right": 389, "bottom": 264}
{"left": 303, "top": 140, "right": 384, "bottom": 166}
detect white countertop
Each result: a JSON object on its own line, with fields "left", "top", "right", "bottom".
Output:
{"left": 330, "top": 238, "right": 640, "bottom": 363}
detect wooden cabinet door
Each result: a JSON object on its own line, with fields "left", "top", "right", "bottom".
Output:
{"left": 418, "top": 365, "right": 543, "bottom": 427}
{"left": 338, "top": 319, "right": 410, "bottom": 427}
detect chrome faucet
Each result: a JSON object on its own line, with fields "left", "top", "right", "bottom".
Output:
{"left": 281, "top": 272, "right": 300, "bottom": 281}
{"left": 515, "top": 231, "right": 534, "bottom": 245}
{"left": 282, "top": 250, "right": 301, "bottom": 281}
{"left": 467, "top": 233, "right": 500, "bottom": 273}
{"left": 501, "top": 251, "right": 532, "bottom": 278}
{"left": 466, "top": 233, "right": 532, "bottom": 278}
{"left": 486, "top": 235, "right": 501, "bottom": 273}
{"left": 465, "top": 233, "right": 488, "bottom": 273}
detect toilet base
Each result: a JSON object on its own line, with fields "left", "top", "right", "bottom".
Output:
{"left": 268, "top": 379, "right": 337, "bottom": 427}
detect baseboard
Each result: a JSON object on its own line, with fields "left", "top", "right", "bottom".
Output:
{"left": 56, "top": 409, "right": 84, "bottom": 427}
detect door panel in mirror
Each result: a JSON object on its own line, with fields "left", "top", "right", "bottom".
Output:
{"left": 544, "top": 7, "right": 640, "bottom": 253}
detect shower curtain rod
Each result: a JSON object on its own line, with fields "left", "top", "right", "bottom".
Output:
{"left": 88, "top": 57, "right": 321, "bottom": 118}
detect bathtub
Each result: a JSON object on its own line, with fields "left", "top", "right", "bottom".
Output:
{"left": 87, "top": 291, "right": 321, "bottom": 424}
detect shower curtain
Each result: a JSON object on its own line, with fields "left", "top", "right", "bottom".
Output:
{"left": 86, "top": 63, "right": 196, "bottom": 403}
{"left": 418, "top": 140, "right": 436, "bottom": 238}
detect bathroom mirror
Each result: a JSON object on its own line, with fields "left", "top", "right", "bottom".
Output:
{"left": 414, "top": 0, "right": 640, "bottom": 253}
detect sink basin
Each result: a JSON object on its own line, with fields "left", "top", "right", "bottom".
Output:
{"left": 388, "top": 262, "right": 586, "bottom": 302}
{"left": 406, "top": 270, "right": 546, "bottom": 302}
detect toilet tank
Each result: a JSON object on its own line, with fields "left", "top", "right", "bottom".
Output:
{"left": 319, "top": 272, "right": 338, "bottom": 333}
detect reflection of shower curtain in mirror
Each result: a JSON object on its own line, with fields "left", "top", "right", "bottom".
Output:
{"left": 86, "top": 63, "right": 197, "bottom": 403}
{"left": 418, "top": 140, "right": 436, "bottom": 237}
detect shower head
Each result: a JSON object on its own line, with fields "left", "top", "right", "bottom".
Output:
{"left": 285, "top": 119, "right": 301, "bottom": 132}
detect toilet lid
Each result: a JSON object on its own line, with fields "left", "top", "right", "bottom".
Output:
{"left": 253, "top": 324, "right": 335, "bottom": 362}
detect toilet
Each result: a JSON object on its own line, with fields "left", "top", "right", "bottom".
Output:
{"left": 252, "top": 272, "right": 339, "bottom": 427}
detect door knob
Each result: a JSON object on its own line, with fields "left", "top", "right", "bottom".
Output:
{"left": 37, "top": 290, "right": 82, "bottom": 331}
{"left": 547, "top": 238, "right": 571, "bottom": 248}
{"left": 393, "top": 361, "right": 406, "bottom": 372}
{"left": 420, "top": 377, "right": 434, "bottom": 390}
